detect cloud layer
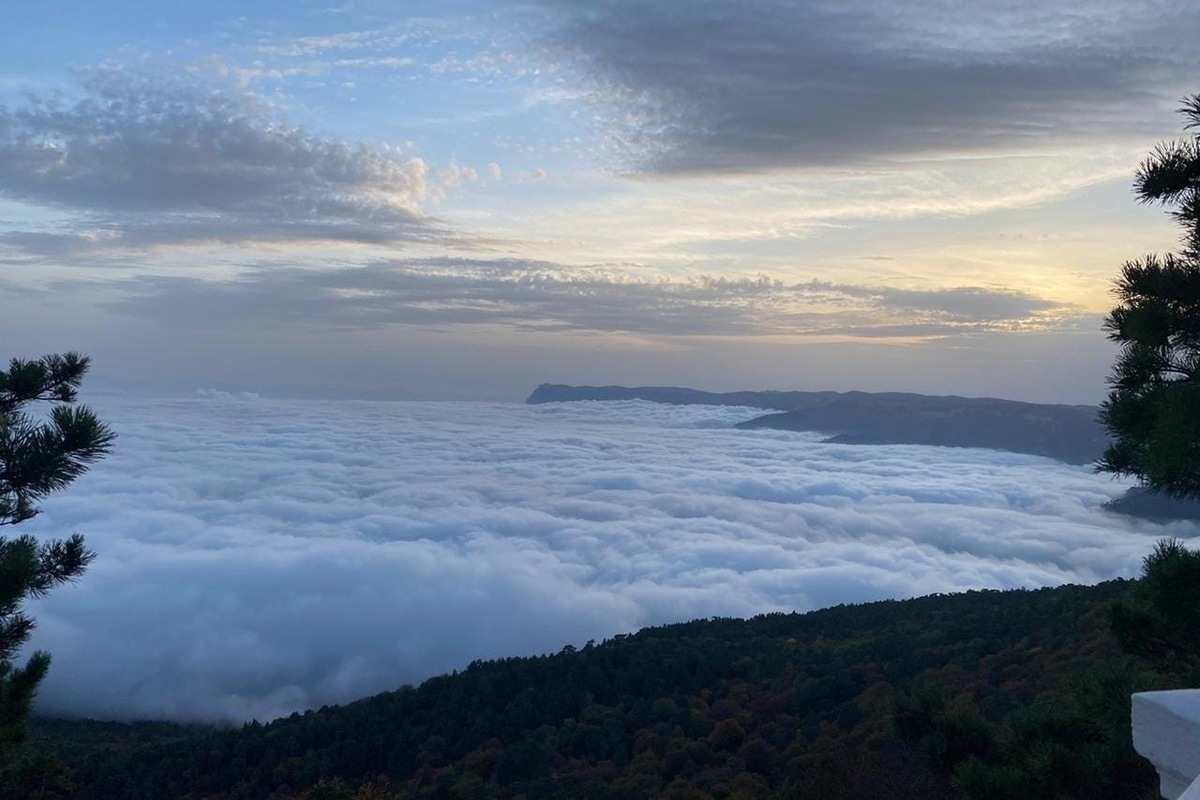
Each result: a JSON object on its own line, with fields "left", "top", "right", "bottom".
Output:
{"left": 0, "top": 68, "right": 452, "bottom": 250}
{"left": 102, "top": 258, "right": 1068, "bottom": 338}
{"left": 539, "top": 0, "right": 1198, "bottom": 174}
{"left": 19, "top": 396, "right": 1186, "bottom": 723}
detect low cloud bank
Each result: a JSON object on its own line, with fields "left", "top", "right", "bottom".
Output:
{"left": 20, "top": 397, "right": 1184, "bottom": 722}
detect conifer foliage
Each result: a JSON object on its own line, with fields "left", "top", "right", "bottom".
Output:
{"left": 1111, "top": 538, "right": 1200, "bottom": 681}
{"left": 1099, "top": 95, "right": 1200, "bottom": 498}
{"left": 0, "top": 353, "right": 113, "bottom": 755}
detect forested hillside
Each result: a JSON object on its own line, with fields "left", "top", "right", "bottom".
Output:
{"left": 26, "top": 580, "right": 1162, "bottom": 800}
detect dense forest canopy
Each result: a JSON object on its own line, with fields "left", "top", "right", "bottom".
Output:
{"left": 18, "top": 579, "right": 1172, "bottom": 800}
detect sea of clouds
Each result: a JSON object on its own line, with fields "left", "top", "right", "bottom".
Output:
{"left": 17, "top": 395, "right": 1195, "bottom": 723}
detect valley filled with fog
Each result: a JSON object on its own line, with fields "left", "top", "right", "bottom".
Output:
{"left": 19, "top": 395, "right": 1186, "bottom": 723}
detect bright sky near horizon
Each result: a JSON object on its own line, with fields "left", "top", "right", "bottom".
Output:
{"left": 1, "top": 0, "right": 1196, "bottom": 402}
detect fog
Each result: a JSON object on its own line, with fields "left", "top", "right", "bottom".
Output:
{"left": 20, "top": 395, "right": 1189, "bottom": 722}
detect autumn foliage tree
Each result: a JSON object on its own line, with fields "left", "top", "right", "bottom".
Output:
{"left": 0, "top": 353, "right": 113, "bottom": 756}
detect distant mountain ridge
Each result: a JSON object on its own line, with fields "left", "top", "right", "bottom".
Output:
{"left": 527, "top": 383, "right": 1109, "bottom": 465}
{"left": 526, "top": 383, "right": 839, "bottom": 411}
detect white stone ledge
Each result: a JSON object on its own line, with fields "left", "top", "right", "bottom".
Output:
{"left": 1133, "top": 690, "right": 1200, "bottom": 799}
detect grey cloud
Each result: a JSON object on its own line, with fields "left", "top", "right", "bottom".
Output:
{"left": 21, "top": 396, "right": 1174, "bottom": 722}
{"left": 0, "top": 232, "right": 95, "bottom": 260}
{"left": 0, "top": 69, "right": 451, "bottom": 247}
{"left": 806, "top": 280, "right": 1062, "bottom": 322}
{"left": 101, "top": 257, "right": 1069, "bottom": 337}
{"left": 536, "top": 0, "right": 1197, "bottom": 174}
{"left": 875, "top": 286, "right": 1060, "bottom": 320}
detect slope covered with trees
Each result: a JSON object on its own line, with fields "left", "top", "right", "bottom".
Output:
{"left": 27, "top": 579, "right": 1166, "bottom": 800}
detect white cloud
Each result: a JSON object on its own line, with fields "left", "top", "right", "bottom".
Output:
{"left": 191, "top": 388, "right": 262, "bottom": 400}
{"left": 18, "top": 396, "right": 1186, "bottom": 723}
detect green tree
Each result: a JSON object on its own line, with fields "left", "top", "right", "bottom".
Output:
{"left": 0, "top": 353, "right": 114, "bottom": 756}
{"left": 1112, "top": 538, "right": 1200, "bottom": 681}
{"left": 1099, "top": 95, "right": 1200, "bottom": 498}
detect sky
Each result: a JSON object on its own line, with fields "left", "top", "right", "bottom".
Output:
{"left": 23, "top": 396, "right": 1181, "bottom": 722}
{"left": 1, "top": 0, "right": 1198, "bottom": 402}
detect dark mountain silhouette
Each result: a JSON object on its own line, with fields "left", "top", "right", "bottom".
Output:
{"left": 1103, "top": 486, "right": 1200, "bottom": 522}
{"left": 526, "top": 384, "right": 1108, "bottom": 465}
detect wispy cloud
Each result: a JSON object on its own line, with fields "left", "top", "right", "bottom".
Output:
{"left": 250, "top": 15, "right": 531, "bottom": 84}
{"left": 99, "top": 257, "right": 1071, "bottom": 338}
